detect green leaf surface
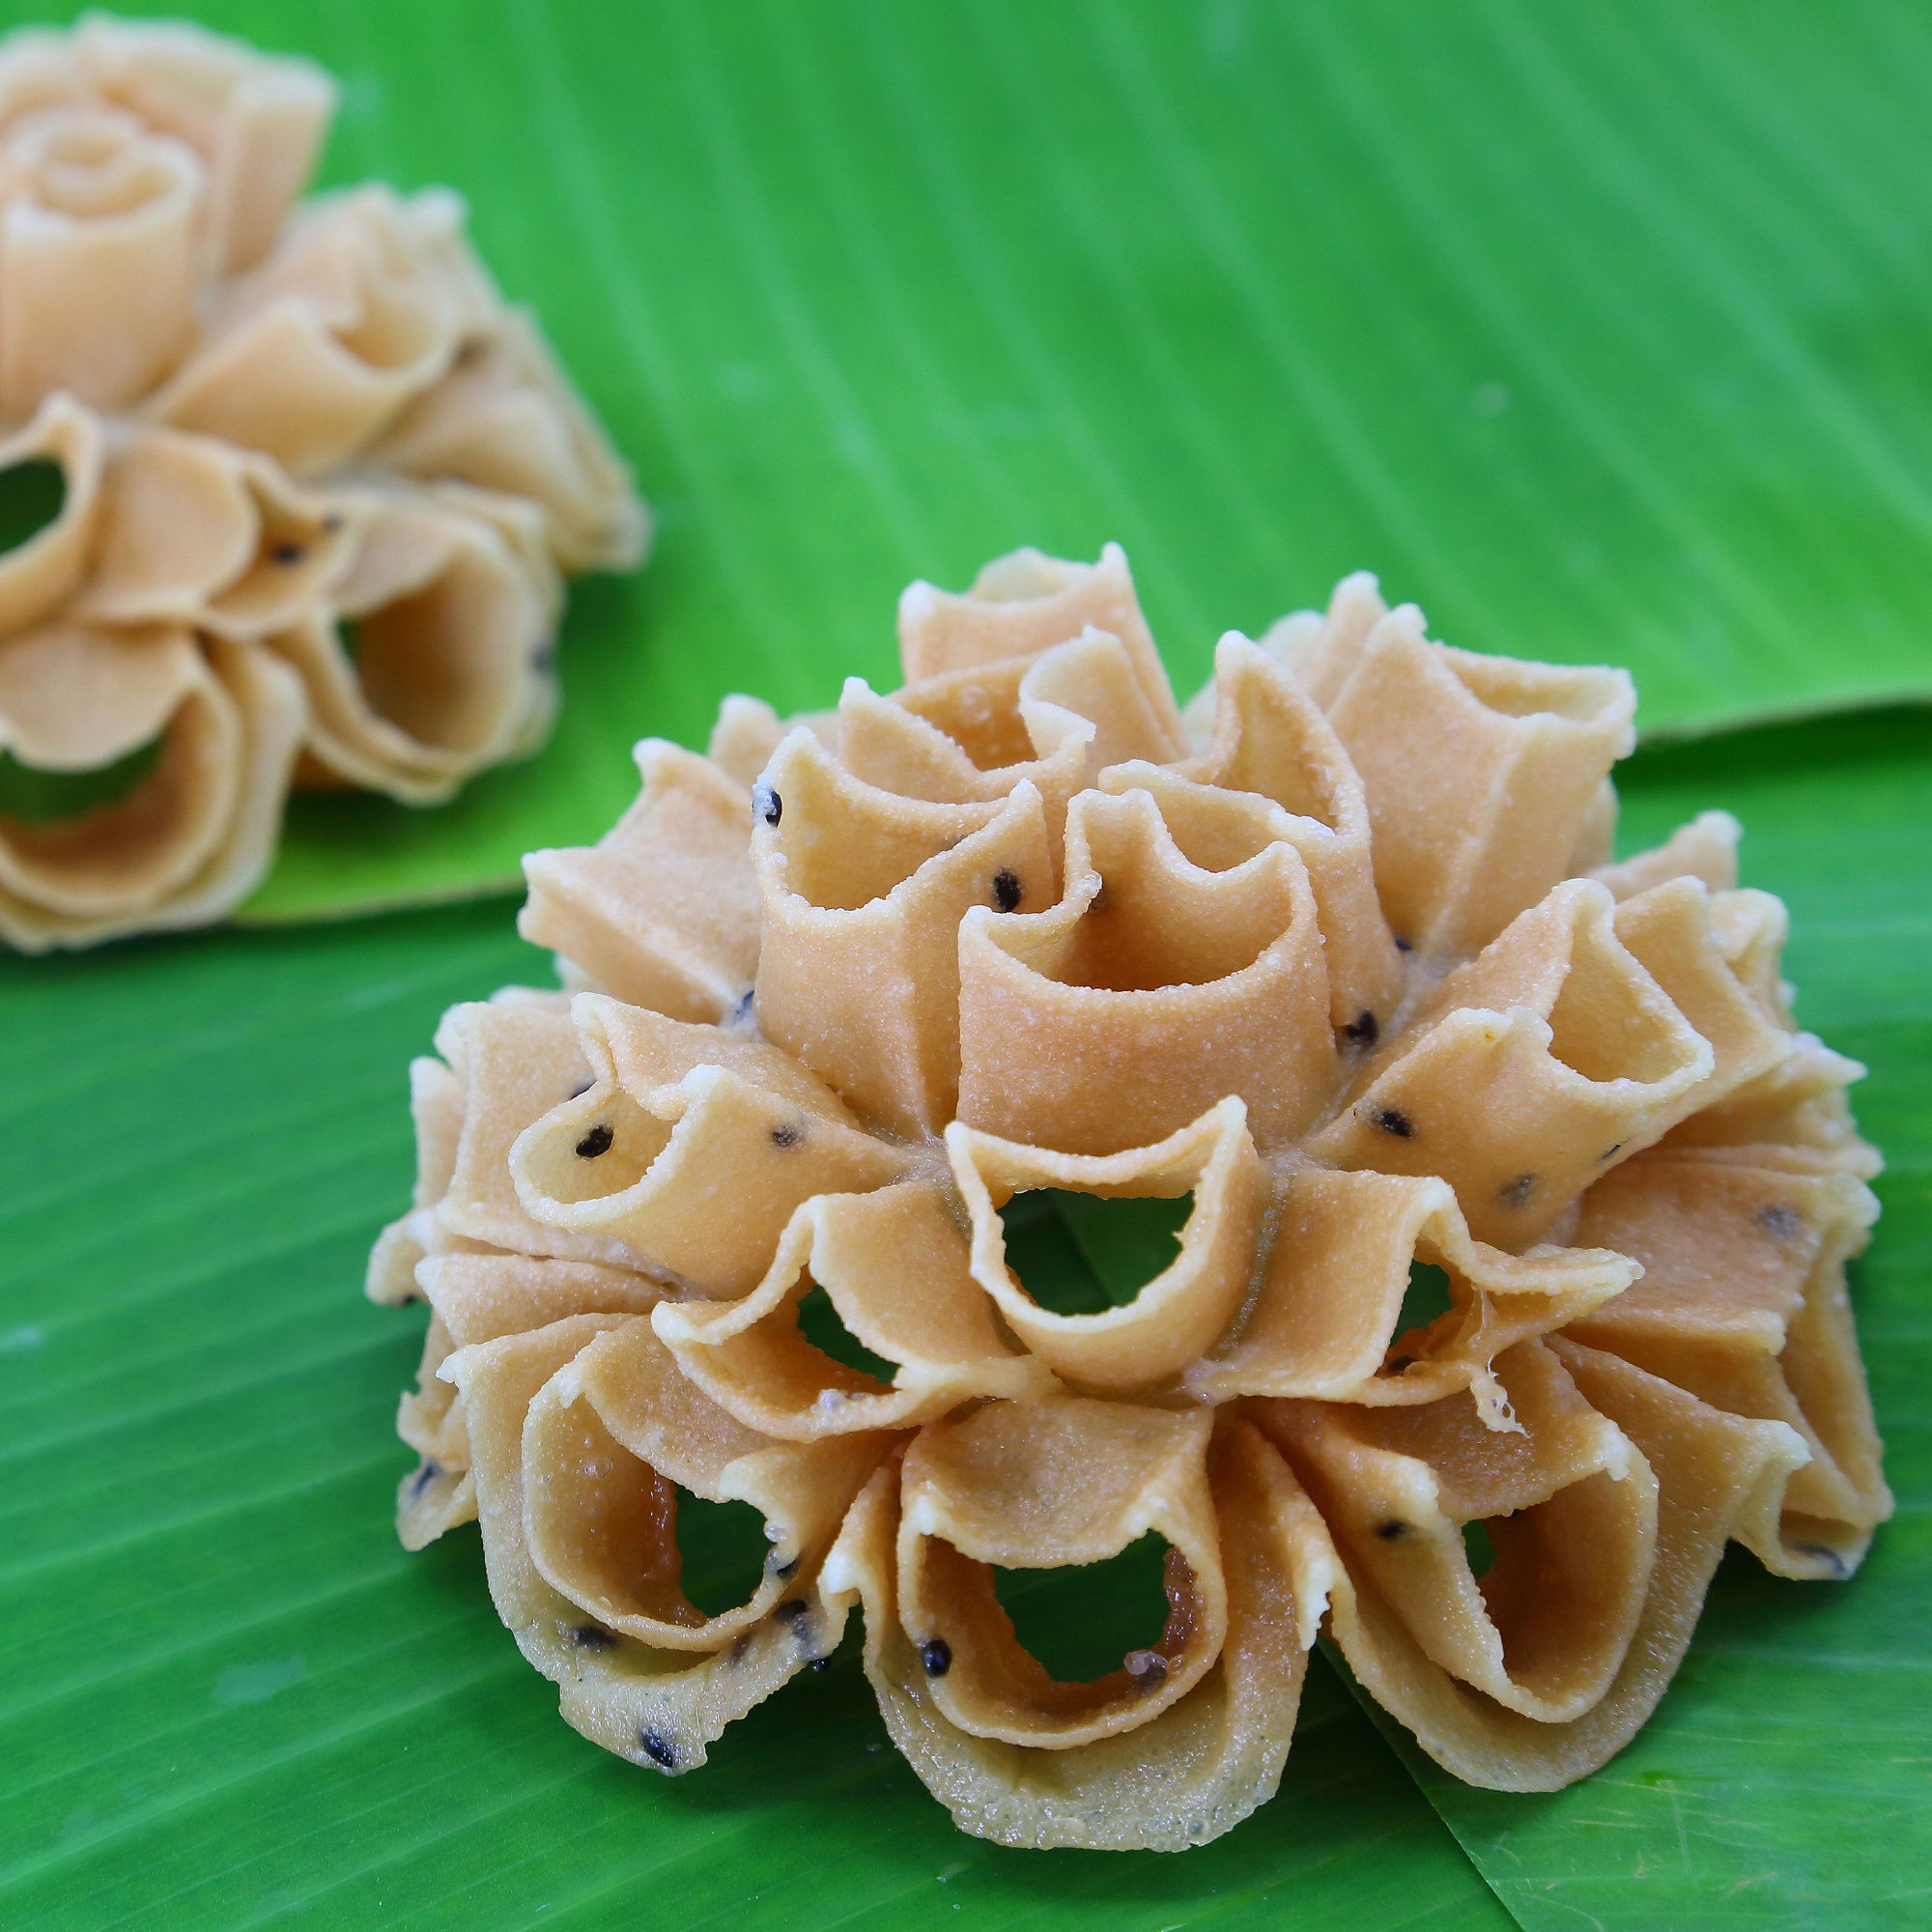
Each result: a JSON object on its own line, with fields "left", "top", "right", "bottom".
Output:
{"left": 37, "top": 0, "right": 1932, "bottom": 921}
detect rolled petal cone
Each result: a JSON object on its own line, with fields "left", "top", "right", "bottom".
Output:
{"left": 0, "top": 621, "right": 302, "bottom": 949}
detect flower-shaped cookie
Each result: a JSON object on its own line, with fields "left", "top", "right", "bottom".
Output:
{"left": 0, "top": 16, "right": 645, "bottom": 949}
{"left": 373, "top": 543, "right": 1889, "bottom": 1850}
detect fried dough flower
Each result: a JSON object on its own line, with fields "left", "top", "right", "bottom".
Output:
{"left": 0, "top": 15, "right": 646, "bottom": 950}
{"left": 372, "top": 543, "right": 1889, "bottom": 1850}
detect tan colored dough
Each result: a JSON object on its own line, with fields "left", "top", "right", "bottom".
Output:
{"left": 366, "top": 1053, "right": 469, "bottom": 1306}
{"left": 269, "top": 485, "right": 557, "bottom": 804}
{"left": 81, "top": 425, "right": 359, "bottom": 636}
{"left": 955, "top": 786, "right": 1333, "bottom": 1155}
{"left": 752, "top": 726, "right": 1055, "bottom": 1136}
{"left": 896, "top": 1397, "right": 1224, "bottom": 1747}
{"left": 0, "top": 103, "right": 198, "bottom": 414}
{"left": 1308, "top": 878, "right": 1714, "bottom": 1244}
{"left": 368, "top": 549, "right": 1892, "bottom": 1835}
{"left": 706, "top": 693, "right": 789, "bottom": 788}
{"left": 392, "top": 1252, "right": 668, "bottom": 1549}
{"left": 150, "top": 185, "right": 479, "bottom": 474}
{"left": 520, "top": 740, "right": 759, "bottom": 1025}
{"left": 1133, "top": 631, "right": 1403, "bottom": 1034}
{"left": 654, "top": 1181, "right": 1061, "bottom": 1436}
{"left": 1610, "top": 875, "right": 1792, "bottom": 1112}
{"left": 1565, "top": 1153, "right": 1891, "bottom": 1577}
{"left": 522, "top": 1315, "right": 893, "bottom": 1652}
{"left": 0, "top": 392, "right": 103, "bottom": 634}
{"left": 825, "top": 1420, "right": 1330, "bottom": 1850}
{"left": 1273, "top": 1340, "right": 1808, "bottom": 1791}
{"left": 947, "top": 1098, "right": 1264, "bottom": 1390}
{"left": 74, "top": 14, "right": 335, "bottom": 274}
{"left": 1590, "top": 810, "right": 1742, "bottom": 901}
{"left": 1279, "top": 596, "right": 1635, "bottom": 960}
{"left": 510, "top": 994, "right": 912, "bottom": 1293}
{"left": 1187, "top": 1165, "right": 1637, "bottom": 1423}
{"left": 395, "top": 1311, "right": 474, "bottom": 1549}
{"left": 896, "top": 547, "right": 1183, "bottom": 761}
{"left": 1264, "top": 1341, "right": 1658, "bottom": 1726}
{"left": 404, "top": 994, "right": 665, "bottom": 1274}
{"left": 1017, "top": 626, "right": 1186, "bottom": 782}
{"left": 373, "top": 306, "right": 648, "bottom": 572}
{"left": 1660, "top": 1029, "right": 1882, "bottom": 1178}
{"left": 838, "top": 657, "right": 1087, "bottom": 867}
{"left": 1254, "top": 568, "right": 1391, "bottom": 705}
{"left": 443, "top": 1316, "right": 861, "bottom": 1776}
{"left": 0, "top": 625, "right": 303, "bottom": 949}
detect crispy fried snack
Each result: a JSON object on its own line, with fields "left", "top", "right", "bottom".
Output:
{"left": 374, "top": 544, "right": 1889, "bottom": 1849}
{"left": 0, "top": 16, "right": 645, "bottom": 949}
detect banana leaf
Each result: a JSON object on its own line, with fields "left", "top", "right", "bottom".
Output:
{"left": 31, "top": 0, "right": 1923, "bottom": 920}
{"left": 3, "top": 4, "right": 1930, "bottom": 1927}
{"left": 2, "top": 707, "right": 1924, "bottom": 1930}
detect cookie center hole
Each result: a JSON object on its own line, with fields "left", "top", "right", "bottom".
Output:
{"left": 0, "top": 456, "right": 66, "bottom": 556}
{"left": 993, "top": 1532, "right": 1175, "bottom": 1687}
{"left": 0, "top": 734, "right": 164, "bottom": 826}
{"left": 1463, "top": 1519, "right": 1497, "bottom": 1579}
{"left": 1396, "top": 1259, "right": 1454, "bottom": 1338}
{"left": 795, "top": 1282, "right": 895, "bottom": 1387}
{"left": 1001, "top": 1189, "right": 1192, "bottom": 1316}
{"left": 673, "top": 1493, "right": 775, "bottom": 1621}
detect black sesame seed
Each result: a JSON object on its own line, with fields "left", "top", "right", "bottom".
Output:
{"left": 992, "top": 869, "right": 1022, "bottom": 913}
{"left": 1757, "top": 1204, "right": 1804, "bottom": 1240}
{"left": 574, "top": 1623, "right": 616, "bottom": 1651}
{"left": 1599, "top": 1142, "right": 1625, "bottom": 1162}
{"left": 576, "top": 1122, "right": 613, "bottom": 1158}
{"left": 1372, "top": 1106, "right": 1415, "bottom": 1139}
{"left": 773, "top": 1599, "right": 809, "bottom": 1624}
{"left": 770, "top": 1123, "right": 800, "bottom": 1149}
{"left": 1793, "top": 1542, "right": 1850, "bottom": 1578}
{"left": 530, "top": 646, "right": 556, "bottom": 674}
{"left": 1375, "top": 1520, "right": 1409, "bottom": 1541}
{"left": 753, "top": 783, "right": 781, "bottom": 827}
{"left": 921, "top": 1637, "right": 952, "bottom": 1677}
{"left": 1394, "top": 934, "right": 1413, "bottom": 953}
{"left": 1498, "top": 1173, "right": 1537, "bottom": 1210}
{"left": 733, "top": 987, "right": 756, "bottom": 1025}
{"left": 322, "top": 512, "right": 345, "bottom": 532}
{"left": 1125, "top": 1652, "right": 1168, "bottom": 1691}
{"left": 768, "top": 1550, "right": 799, "bottom": 1579}
{"left": 810, "top": 1654, "right": 832, "bottom": 1672}
{"left": 638, "top": 1728, "right": 678, "bottom": 1770}
{"left": 727, "top": 1632, "right": 753, "bottom": 1664}
{"left": 1341, "top": 1010, "right": 1379, "bottom": 1048}
{"left": 408, "top": 1461, "right": 440, "bottom": 1500}
{"left": 270, "top": 541, "right": 304, "bottom": 565}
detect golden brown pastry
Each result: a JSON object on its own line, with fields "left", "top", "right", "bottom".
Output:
{"left": 374, "top": 547, "right": 1889, "bottom": 1850}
